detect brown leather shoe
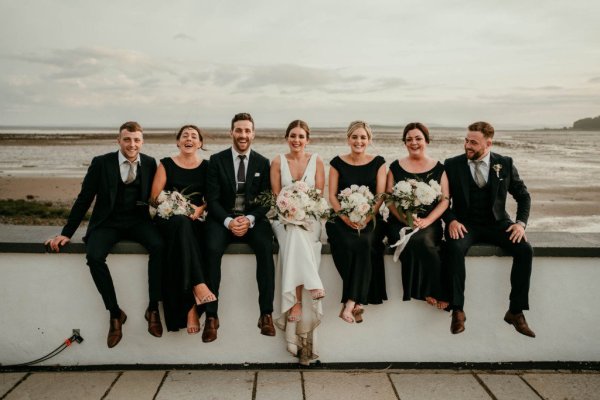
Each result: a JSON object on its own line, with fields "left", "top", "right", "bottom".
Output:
{"left": 450, "top": 310, "right": 466, "bottom": 334}
{"left": 257, "top": 314, "right": 276, "bottom": 337}
{"left": 504, "top": 311, "right": 536, "bottom": 338}
{"left": 202, "top": 316, "right": 219, "bottom": 343}
{"left": 144, "top": 308, "right": 163, "bottom": 338}
{"left": 107, "top": 310, "right": 127, "bottom": 348}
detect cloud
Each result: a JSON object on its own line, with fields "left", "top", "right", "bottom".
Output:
{"left": 173, "top": 33, "right": 196, "bottom": 41}
{"left": 589, "top": 77, "right": 600, "bottom": 83}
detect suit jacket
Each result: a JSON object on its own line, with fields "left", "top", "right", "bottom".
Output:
{"left": 61, "top": 151, "right": 157, "bottom": 240}
{"left": 442, "top": 152, "right": 530, "bottom": 227}
{"left": 206, "top": 148, "right": 271, "bottom": 224}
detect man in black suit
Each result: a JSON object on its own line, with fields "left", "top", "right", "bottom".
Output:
{"left": 46, "top": 121, "right": 164, "bottom": 348}
{"left": 443, "top": 121, "right": 535, "bottom": 337}
{"left": 202, "top": 112, "right": 275, "bottom": 343}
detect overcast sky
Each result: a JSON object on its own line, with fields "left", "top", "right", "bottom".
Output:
{"left": 1, "top": 1, "right": 599, "bottom": 129}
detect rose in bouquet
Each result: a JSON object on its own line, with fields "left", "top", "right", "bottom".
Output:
{"left": 387, "top": 178, "right": 442, "bottom": 228}
{"left": 336, "top": 184, "right": 376, "bottom": 233}
{"left": 259, "top": 180, "right": 330, "bottom": 230}
{"left": 151, "top": 189, "right": 204, "bottom": 220}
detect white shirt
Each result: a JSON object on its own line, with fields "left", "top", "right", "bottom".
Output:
{"left": 468, "top": 151, "right": 490, "bottom": 185}
{"left": 224, "top": 147, "right": 255, "bottom": 229}
{"left": 118, "top": 151, "right": 141, "bottom": 183}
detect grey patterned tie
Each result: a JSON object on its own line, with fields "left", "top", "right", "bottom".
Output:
{"left": 124, "top": 160, "right": 138, "bottom": 184}
{"left": 473, "top": 160, "right": 486, "bottom": 188}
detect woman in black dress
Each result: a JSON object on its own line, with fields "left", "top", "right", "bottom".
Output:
{"left": 386, "top": 122, "right": 450, "bottom": 309}
{"left": 326, "top": 121, "right": 387, "bottom": 324}
{"left": 150, "top": 125, "right": 216, "bottom": 334}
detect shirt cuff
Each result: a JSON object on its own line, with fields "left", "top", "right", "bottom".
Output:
{"left": 516, "top": 220, "right": 527, "bottom": 229}
{"left": 224, "top": 217, "right": 233, "bottom": 229}
{"left": 246, "top": 215, "right": 256, "bottom": 228}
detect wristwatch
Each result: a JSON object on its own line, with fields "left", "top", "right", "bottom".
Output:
{"left": 516, "top": 220, "right": 527, "bottom": 229}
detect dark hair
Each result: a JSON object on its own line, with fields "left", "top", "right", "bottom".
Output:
{"left": 285, "top": 120, "right": 310, "bottom": 139}
{"left": 119, "top": 121, "right": 143, "bottom": 135}
{"left": 231, "top": 112, "right": 254, "bottom": 130}
{"left": 176, "top": 124, "right": 204, "bottom": 150}
{"left": 402, "top": 122, "right": 430, "bottom": 143}
{"left": 468, "top": 121, "right": 495, "bottom": 139}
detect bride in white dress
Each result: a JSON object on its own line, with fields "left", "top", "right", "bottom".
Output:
{"left": 270, "top": 120, "right": 326, "bottom": 365}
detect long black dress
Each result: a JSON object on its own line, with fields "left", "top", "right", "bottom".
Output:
{"left": 156, "top": 157, "right": 209, "bottom": 331}
{"left": 325, "top": 155, "right": 387, "bottom": 305}
{"left": 386, "top": 160, "right": 448, "bottom": 302}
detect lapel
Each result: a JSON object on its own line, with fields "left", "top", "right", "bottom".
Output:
{"left": 222, "top": 149, "right": 237, "bottom": 193}
{"left": 244, "top": 149, "right": 259, "bottom": 195}
{"left": 488, "top": 152, "right": 501, "bottom": 199}
{"left": 139, "top": 154, "right": 149, "bottom": 199}
{"left": 107, "top": 151, "right": 120, "bottom": 207}
{"left": 457, "top": 155, "right": 471, "bottom": 205}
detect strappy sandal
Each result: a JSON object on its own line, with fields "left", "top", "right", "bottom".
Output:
{"left": 287, "top": 302, "right": 302, "bottom": 322}
{"left": 187, "top": 308, "right": 200, "bottom": 335}
{"left": 352, "top": 306, "right": 364, "bottom": 323}
{"left": 309, "top": 289, "right": 326, "bottom": 300}
{"left": 193, "top": 284, "right": 217, "bottom": 305}
{"left": 339, "top": 305, "right": 354, "bottom": 323}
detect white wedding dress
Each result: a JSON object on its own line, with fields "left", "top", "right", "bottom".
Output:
{"left": 273, "top": 153, "right": 324, "bottom": 363}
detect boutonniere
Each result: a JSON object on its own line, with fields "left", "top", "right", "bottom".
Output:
{"left": 492, "top": 164, "right": 502, "bottom": 178}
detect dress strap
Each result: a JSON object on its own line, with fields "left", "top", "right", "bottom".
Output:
{"left": 301, "top": 153, "right": 317, "bottom": 182}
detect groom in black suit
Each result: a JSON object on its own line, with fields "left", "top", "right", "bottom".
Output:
{"left": 443, "top": 121, "right": 535, "bottom": 337}
{"left": 202, "top": 112, "right": 275, "bottom": 343}
{"left": 46, "top": 121, "right": 164, "bottom": 348}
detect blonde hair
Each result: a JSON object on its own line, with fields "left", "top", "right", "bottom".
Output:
{"left": 346, "top": 120, "right": 372, "bottom": 140}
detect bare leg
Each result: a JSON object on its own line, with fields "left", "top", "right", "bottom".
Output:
{"left": 339, "top": 299, "right": 355, "bottom": 323}
{"left": 187, "top": 305, "right": 200, "bottom": 335}
{"left": 193, "top": 283, "right": 217, "bottom": 305}
{"left": 287, "top": 286, "right": 303, "bottom": 322}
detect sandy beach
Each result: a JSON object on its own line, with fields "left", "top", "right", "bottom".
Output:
{"left": 1, "top": 127, "right": 599, "bottom": 232}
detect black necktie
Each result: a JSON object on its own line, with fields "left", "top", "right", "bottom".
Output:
{"left": 237, "top": 155, "right": 246, "bottom": 191}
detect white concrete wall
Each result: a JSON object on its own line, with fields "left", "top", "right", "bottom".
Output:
{"left": 1, "top": 252, "right": 599, "bottom": 366}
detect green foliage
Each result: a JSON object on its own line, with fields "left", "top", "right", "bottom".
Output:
{"left": 0, "top": 199, "right": 87, "bottom": 225}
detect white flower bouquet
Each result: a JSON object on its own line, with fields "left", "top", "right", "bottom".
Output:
{"left": 387, "top": 178, "right": 442, "bottom": 228}
{"left": 151, "top": 190, "right": 203, "bottom": 220}
{"left": 336, "top": 184, "right": 376, "bottom": 233}
{"left": 275, "top": 181, "right": 330, "bottom": 229}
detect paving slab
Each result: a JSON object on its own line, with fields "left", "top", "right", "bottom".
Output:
{"left": 523, "top": 373, "right": 600, "bottom": 400}
{"left": 389, "top": 373, "right": 490, "bottom": 400}
{"left": 0, "top": 373, "right": 28, "bottom": 398}
{"left": 4, "top": 372, "right": 117, "bottom": 400}
{"left": 156, "top": 370, "right": 254, "bottom": 400}
{"left": 304, "top": 371, "right": 396, "bottom": 400}
{"left": 255, "top": 371, "right": 302, "bottom": 400}
{"left": 104, "top": 371, "right": 165, "bottom": 400}
{"left": 477, "top": 374, "right": 540, "bottom": 400}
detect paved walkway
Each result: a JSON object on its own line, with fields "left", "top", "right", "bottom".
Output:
{"left": 1, "top": 369, "right": 599, "bottom": 400}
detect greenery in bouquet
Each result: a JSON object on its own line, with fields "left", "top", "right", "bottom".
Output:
{"left": 386, "top": 178, "right": 442, "bottom": 228}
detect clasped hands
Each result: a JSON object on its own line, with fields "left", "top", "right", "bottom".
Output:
{"left": 448, "top": 220, "right": 527, "bottom": 243}
{"left": 340, "top": 214, "right": 371, "bottom": 231}
{"left": 228, "top": 215, "right": 251, "bottom": 236}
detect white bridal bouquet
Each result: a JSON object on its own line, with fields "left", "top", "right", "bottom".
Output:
{"left": 388, "top": 178, "right": 443, "bottom": 228}
{"left": 336, "top": 184, "right": 376, "bottom": 233}
{"left": 275, "top": 181, "right": 330, "bottom": 229}
{"left": 151, "top": 190, "right": 202, "bottom": 220}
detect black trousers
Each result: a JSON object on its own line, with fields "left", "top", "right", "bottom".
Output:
{"left": 204, "top": 218, "right": 275, "bottom": 315}
{"left": 444, "top": 222, "right": 533, "bottom": 311}
{"left": 85, "top": 221, "right": 164, "bottom": 310}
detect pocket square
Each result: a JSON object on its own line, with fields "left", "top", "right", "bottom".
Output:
{"left": 254, "top": 172, "right": 260, "bottom": 177}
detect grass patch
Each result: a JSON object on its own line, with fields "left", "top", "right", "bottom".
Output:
{"left": 0, "top": 199, "right": 88, "bottom": 226}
